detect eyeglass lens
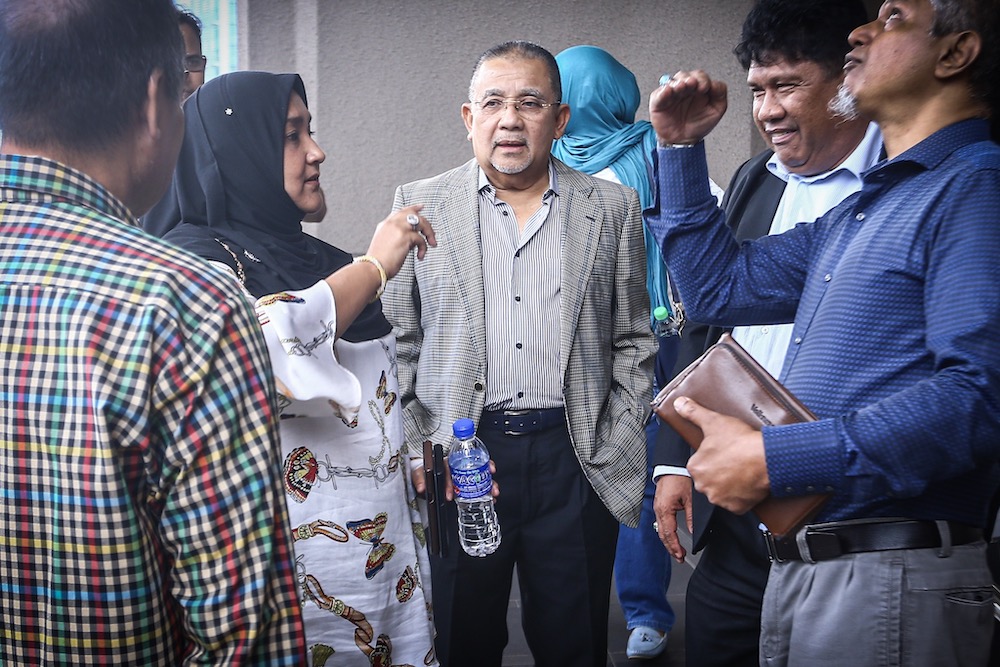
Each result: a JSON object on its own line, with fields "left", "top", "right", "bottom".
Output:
{"left": 184, "top": 55, "right": 207, "bottom": 73}
{"left": 476, "top": 97, "right": 554, "bottom": 116}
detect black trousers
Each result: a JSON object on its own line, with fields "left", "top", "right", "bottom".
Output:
{"left": 430, "top": 423, "right": 619, "bottom": 667}
{"left": 685, "top": 509, "right": 771, "bottom": 667}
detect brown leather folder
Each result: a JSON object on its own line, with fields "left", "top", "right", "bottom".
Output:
{"left": 651, "top": 332, "right": 828, "bottom": 537}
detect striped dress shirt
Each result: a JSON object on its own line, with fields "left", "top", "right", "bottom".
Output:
{"left": 479, "top": 165, "right": 564, "bottom": 411}
{"left": 0, "top": 155, "right": 305, "bottom": 664}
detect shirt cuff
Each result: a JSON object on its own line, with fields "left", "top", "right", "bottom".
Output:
{"left": 654, "top": 141, "right": 715, "bottom": 209}
{"left": 408, "top": 455, "right": 424, "bottom": 477}
{"left": 763, "top": 419, "right": 843, "bottom": 498}
{"left": 653, "top": 465, "right": 691, "bottom": 482}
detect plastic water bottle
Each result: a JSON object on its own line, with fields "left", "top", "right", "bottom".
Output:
{"left": 653, "top": 304, "right": 683, "bottom": 337}
{"left": 448, "top": 418, "right": 501, "bottom": 557}
{"left": 653, "top": 305, "right": 672, "bottom": 337}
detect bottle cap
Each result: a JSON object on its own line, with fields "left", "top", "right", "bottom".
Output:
{"left": 453, "top": 418, "right": 476, "bottom": 439}
{"left": 653, "top": 306, "right": 669, "bottom": 322}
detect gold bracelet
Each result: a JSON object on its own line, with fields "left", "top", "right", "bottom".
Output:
{"left": 353, "top": 255, "right": 387, "bottom": 302}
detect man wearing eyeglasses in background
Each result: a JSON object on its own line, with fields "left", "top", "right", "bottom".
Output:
{"left": 383, "top": 40, "right": 656, "bottom": 667}
{"left": 173, "top": 5, "right": 329, "bottom": 222}
{"left": 177, "top": 7, "right": 206, "bottom": 101}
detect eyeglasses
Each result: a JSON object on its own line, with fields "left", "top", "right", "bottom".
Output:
{"left": 471, "top": 96, "right": 560, "bottom": 117}
{"left": 184, "top": 54, "right": 207, "bottom": 74}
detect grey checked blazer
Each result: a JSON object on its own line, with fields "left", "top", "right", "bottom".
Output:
{"left": 382, "top": 157, "right": 657, "bottom": 527}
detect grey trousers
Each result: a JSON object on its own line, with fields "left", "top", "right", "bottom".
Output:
{"left": 760, "top": 541, "right": 993, "bottom": 666}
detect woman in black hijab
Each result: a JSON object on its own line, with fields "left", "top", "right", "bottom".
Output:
{"left": 144, "top": 71, "right": 438, "bottom": 666}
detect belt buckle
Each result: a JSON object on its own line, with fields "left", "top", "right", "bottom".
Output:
{"left": 803, "top": 529, "right": 842, "bottom": 561}
{"left": 503, "top": 409, "right": 531, "bottom": 437}
{"left": 761, "top": 528, "right": 785, "bottom": 563}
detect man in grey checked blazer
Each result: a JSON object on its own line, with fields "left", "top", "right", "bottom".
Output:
{"left": 383, "top": 41, "right": 657, "bottom": 667}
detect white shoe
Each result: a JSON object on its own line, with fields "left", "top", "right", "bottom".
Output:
{"left": 626, "top": 625, "right": 668, "bottom": 659}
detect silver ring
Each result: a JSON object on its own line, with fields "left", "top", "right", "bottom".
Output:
{"left": 406, "top": 214, "right": 420, "bottom": 228}
{"left": 658, "top": 73, "right": 673, "bottom": 86}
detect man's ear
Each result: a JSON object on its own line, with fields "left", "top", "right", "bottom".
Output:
{"left": 552, "top": 103, "right": 571, "bottom": 141}
{"left": 936, "top": 30, "right": 981, "bottom": 80}
{"left": 461, "top": 102, "right": 474, "bottom": 140}
{"left": 140, "top": 68, "right": 170, "bottom": 142}
{"left": 128, "top": 68, "right": 182, "bottom": 216}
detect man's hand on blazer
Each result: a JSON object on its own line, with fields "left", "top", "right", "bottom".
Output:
{"left": 655, "top": 474, "right": 693, "bottom": 563}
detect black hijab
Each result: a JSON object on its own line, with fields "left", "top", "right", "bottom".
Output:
{"left": 143, "top": 70, "right": 390, "bottom": 342}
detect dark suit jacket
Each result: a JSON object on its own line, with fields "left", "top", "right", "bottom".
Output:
{"left": 654, "top": 149, "right": 784, "bottom": 552}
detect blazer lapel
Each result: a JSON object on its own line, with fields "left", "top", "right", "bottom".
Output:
{"left": 440, "top": 162, "right": 488, "bottom": 364}
{"left": 735, "top": 170, "right": 785, "bottom": 241}
{"left": 722, "top": 152, "right": 785, "bottom": 241}
{"left": 556, "top": 163, "right": 600, "bottom": 379}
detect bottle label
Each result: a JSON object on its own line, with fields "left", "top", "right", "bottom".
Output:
{"left": 451, "top": 461, "right": 492, "bottom": 500}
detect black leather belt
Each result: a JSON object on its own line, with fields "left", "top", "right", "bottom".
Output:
{"left": 763, "top": 518, "right": 982, "bottom": 563}
{"left": 479, "top": 408, "right": 565, "bottom": 436}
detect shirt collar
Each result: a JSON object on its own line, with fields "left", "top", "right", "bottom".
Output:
{"left": 766, "top": 121, "right": 883, "bottom": 186}
{"left": 871, "top": 117, "right": 992, "bottom": 174}
{"left": 477, "top": 159, "right": 560, "bottom": 201}
{"left": 0, "top": 153, "right": 138, "bottom": 227}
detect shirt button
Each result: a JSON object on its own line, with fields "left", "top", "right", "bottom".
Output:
{"left": 517, "top": 391, "right": 524, "bottom": 398}
{"left": 856, "top": 212, "right": 865, "bottom": 221}
{"left": 824, "top": 274, "right": 832, "bottom": 282}
{"left": 502, "top": 210, "right": 509, "bottom": 216}
{"left": 785, "top": 487, "right": 795, "bottom": 494}
{"left": 515, "top": 342, "right": 523, "bottom": 350}
{"left": 515, "top": 295, "right": 521, "bottom": 302}
{"left": 761, "top": 326, "right": 769, "bottom": 334}
{"left": 794, "top": 337, "right": 802, "bottom": 345}
{"left": 474, "top": 382, "right": 485, "bottom": 391}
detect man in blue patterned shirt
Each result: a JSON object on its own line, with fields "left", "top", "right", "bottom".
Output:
{"left": 646, "top": 0, "right": 1000, "bottom": 664}
{"left": 0, "top": 0, "right": 306, "bottom": 663}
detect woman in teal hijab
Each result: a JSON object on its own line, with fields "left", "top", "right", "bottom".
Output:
{"left": 553, "top": 45, "right": 676, "bottom": 661}
{"left": 552, "top": 46, "right": 657, "bottom": 204}
{"left": 552, "top": 45, "right": 669, "bottom": 324}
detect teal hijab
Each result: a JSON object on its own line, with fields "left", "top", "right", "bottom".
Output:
{"left": 552, "top": 45, "right": 670, "bottom": 325}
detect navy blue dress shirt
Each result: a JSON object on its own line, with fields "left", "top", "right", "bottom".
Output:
{"left": 647, "top": 119, "right": 1000, "bottom": 526}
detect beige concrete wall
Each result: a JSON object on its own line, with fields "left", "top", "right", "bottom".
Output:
{"left": 240, "top": 0, "right": 846, "bottom": 253}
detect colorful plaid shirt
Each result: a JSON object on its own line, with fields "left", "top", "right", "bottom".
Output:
{"left": 0, "top": 155, "right": 306, "bottom": 664}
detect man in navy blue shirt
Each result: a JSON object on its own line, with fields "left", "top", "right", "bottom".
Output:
{"left": 646, "top": 0, "right": 1000, "bottom": 664}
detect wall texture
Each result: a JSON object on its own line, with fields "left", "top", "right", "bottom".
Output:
{"left": 241, "top": 0, "right": 870, "bottom": 253}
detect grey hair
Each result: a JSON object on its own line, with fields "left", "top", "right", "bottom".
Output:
{"left": 467, "top": 41, "right": 561, "bottom": 103}
{"left": 926, "top": 0, "right": 998, "bottom": 115}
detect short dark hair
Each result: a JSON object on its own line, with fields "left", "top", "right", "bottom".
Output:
{"left": 177, "top": 6, "right": 203, "bottom": 42}
{"left": 0, "top": 0, "right": 183, "bottom": 152}
{"left": 469, "top": 41, "right": 562, "bottom": 103}
{"left": 734, "top": 0, "right": 869, "bottom": 78}
{"left": 929, "top": 0, "right": 999, "bottom": 137}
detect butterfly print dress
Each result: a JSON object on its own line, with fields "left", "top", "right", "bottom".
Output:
{"left": 256, "top": 281, "right": 436, "bottom": 666}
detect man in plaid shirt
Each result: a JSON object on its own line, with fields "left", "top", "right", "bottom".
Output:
{"left": 0, "top": 0, "right": 306, "bottom": 663}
